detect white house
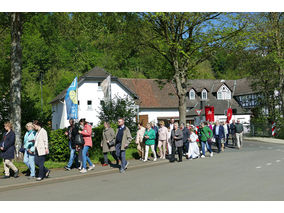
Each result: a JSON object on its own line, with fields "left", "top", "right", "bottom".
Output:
{"left": 50, "top": 67, "right": 256, "bottom": 130}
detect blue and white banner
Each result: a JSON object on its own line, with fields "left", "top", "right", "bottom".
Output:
{"left": 65, "top": 77, "right": 78, "bottom": 120}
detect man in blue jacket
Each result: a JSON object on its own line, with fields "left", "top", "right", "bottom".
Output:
{"left": 213, "top": 120, "right": 225, "bottom": 153}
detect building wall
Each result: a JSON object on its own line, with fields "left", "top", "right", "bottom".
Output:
{"left": 51, "top": 80, "right": 133, "bottom": 129}
{"left": 139, "top": 108, "right": 179, "bottom": 124}
{"left": 214, "top": 114, "right": 251, "bottom": 124}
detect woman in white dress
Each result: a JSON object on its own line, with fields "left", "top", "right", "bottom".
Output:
{"left": 187, "top": 128, "right": 200, "bottom": 159}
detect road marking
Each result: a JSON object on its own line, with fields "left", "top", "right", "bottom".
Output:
{"left": 266, "top": 163, "right": 272, "bottom": 166}
{"left": 276, "top": 160, "right": 281, "bottom": 163}
{"left": 256, "top": 166, "right": 261, "bottom": 169}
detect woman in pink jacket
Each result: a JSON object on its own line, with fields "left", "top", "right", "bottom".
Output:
{"left": 78, "top": 119, "right": 95, "bottom": 173}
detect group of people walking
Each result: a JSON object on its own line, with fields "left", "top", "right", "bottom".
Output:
{"left": 0, "top": 116, "right": 244, "bottom": 179}
{"left": 0, "top": 120, "right": 50, "bottom": 181}
{"left": 65, "top": 118, "right": 131, "bottom": 173}
{"left": 135, "top": 118, "right": 244, "bottom": 163}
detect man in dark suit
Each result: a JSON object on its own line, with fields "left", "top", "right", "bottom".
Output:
{"left": 213, "top": 120, "right": 225, "bottom": 153}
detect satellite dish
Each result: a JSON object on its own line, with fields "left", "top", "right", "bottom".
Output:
{"left": 220, "top": 79, "right": 225, "bottom": 83}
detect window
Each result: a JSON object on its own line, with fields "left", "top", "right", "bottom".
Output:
{"left": 189, "top": 89, "right": 195, "bottom": 100}
{"left": 87, "top": 100, "right": 92, "bottom": 110}
{"left": 201, "top": 89, "right": 207, "bottom": 100}
{"left": 98, "top": 82, "right": 102, "bottom": 90}
{"left": 78, "top": 100, "right": 80, "bottom": 111}
{"left": 217, "top": 84, "right": 231, "bottom": 100}
{"left": 100, "top": 100, "right": 104, "bottom": 105}
{"left": 217, "top": 92, "right": 222, "bottom": 99}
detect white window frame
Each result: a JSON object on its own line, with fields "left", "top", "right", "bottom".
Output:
{"left": 201, "top": 89, "right": 207, "bottom": 100}
{"left": 189, "top": 89, "right": 195, "bottom": 100}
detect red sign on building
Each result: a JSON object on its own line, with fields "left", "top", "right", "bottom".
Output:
{"left": 205, "top": 106, "right": 214, "bottom": 122}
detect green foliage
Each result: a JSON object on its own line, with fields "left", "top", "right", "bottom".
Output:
{"left": 48, "top": 128, "right": 69, "bottom": 162}
{"left": 98, "top": 96, "right": 138, "bottom": 136}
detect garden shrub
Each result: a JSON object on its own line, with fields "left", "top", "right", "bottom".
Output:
{"left": 48, "top": 128, "right": 69, "bottom": 162}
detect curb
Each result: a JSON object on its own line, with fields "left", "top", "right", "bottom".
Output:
{"left": 244, "top": 137, "right": 284, "bottom": 145}
{"left": 0, "top": 159, "right": 169, "bottom": 192}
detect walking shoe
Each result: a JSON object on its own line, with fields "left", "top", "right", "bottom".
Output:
{"left": 143, "top": 159, "right": 147, "bottom": 162}
{"left": 102, "top": 164, "right": 108, "bottom": 167}
{"left": 119, "top": 169, "right": 125, "bottom": 173}
{"left": 125, "top": 161, "right": 129, "bottom": 169}
{"left": 36, "top": 177, "right": 43, "bottom": 181}
{"left": 210, "top": 152, "right": 214, "bottom": 157}
{"left": 153, "top": 158, "right": 157, "bottom": 162}
{"left": 14, "top": 170, "right": 19, "bottom": 178}
{"left": 201, "top": 155, "right": 205, "bottom": 158}
{"left": 88, "top": 164, "right": 95, "bottom": 171}
{"left": 80, "top": 168, "right": 87, "bottom": 173}
{"left": 2, "top": 176, "right": 10, "bottom": 179}
{"left": 64, "top": 166, "right": 71, "bottom": 171}
{"left": 45, "top": 170, "right": 50, "bottom": 178}
{"left": 78, "top": 166, "right": 82, "bottom": 170}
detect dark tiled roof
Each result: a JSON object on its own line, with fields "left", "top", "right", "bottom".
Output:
{"left": 187, "top": 78, "right": 255, "bottom": 95}
{"left": 119, "top": 78, "right": 179, "bottom": 108}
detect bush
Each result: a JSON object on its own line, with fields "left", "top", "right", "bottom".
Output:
{"left": 48, "top": 128, "right": 69, "bottom": 162}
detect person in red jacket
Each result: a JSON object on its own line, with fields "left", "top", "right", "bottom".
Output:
{"left": 78, "top": 118, "right": 95, "bottom": 173}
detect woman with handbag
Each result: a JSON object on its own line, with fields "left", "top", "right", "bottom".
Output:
{"left": 78, "top": 118, "right": 95, "bottom": 173}
{"left": 33, "top": 120, "right": 50, "bottom": 181}
{"left": 0, "top": 121, "right": 19, "bottom": 179}
{"left": 23, "top": 122, "right": 36, "bottom": 178}
{"left": 101, "top": 121, "right": 118, "bottom": 166}
{"left": 200, "top": 122, "right": 214, "bottom": 158}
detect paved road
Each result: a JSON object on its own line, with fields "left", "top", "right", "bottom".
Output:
{"left": 1, "top": 140, "right": 284, "bottom": 201}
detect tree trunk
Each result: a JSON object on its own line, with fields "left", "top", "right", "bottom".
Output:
{"left": 173, "top": 60, "right": 187, "bottom": 125}
{"left": 10, "top": 12, "right": 22, "bottom": 158}
{"left": 178, "top": 94, "right": 187, "bottom": 125}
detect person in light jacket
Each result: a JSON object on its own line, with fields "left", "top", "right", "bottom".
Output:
{"left": 33, "top": 120, "right": 50, "bottom": 181}
{"left": 101, "top": 121, "right": 118, "bottom": 166}
{"left": 143, "top": 123, "right": 157, "bottom": 162}
{"left": 170, "top": 122, "right": 183, "bottom": 162}
{"left": 23, "top": 122, "right": 36, "bottom": 178}
{"left": 79, "top": 118, "right": 95, "bottom": 173}
{"left": 0, "top": 121, "right": 19, "bottom": 179}
{"left": 115, "top": 118, "right": 132, "bottom": 173}
{"left": 136, "top": 122, "right": 146, "bottom": 160}
{"left": 158, "top": 121, "right": 168, "bottom": 159}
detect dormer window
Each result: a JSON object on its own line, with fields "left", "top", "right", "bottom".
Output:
{"left": 189, "top": 89, "right": 195, "bottom": 100}
{"left": 217, "top": 84, "right": 231, "bottom": 100}
{"left": 201, "top": 89, "right": 207, "bottom": 100}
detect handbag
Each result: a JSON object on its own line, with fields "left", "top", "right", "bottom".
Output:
{"left": 74, "top": 134, "right": 85, "bottom": 146}
{"left": 19, "top": 147, "right": 25, "bottom": 153}
{"left": 108, "top": 139, "right": 115, "bottom": 147}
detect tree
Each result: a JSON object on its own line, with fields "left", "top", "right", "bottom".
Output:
{"left": 141, "top": 12, "right": 247, "bottom": 124}
{"left": 10, "top": 12, "right": 22, "bottom": 154}
{"left": 98, "top": 96, "right": 138, "bottom": 135}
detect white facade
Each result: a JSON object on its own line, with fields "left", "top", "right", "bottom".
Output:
{"left": 52, "top": 79, "right": 133, "bottom": 129}
{"left": 217, "top": 84, "right": 231, "bottom": 100}
{"left": 139, "top": 108, "right": 179, "bottom": 124}
{"left": 214, "top": 114, "right": 251, "bottom": 124}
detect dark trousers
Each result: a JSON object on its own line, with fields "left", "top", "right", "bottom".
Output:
{"left": 215, "top": 136, "right": 221, "bottom": 152}
{"left": 103, "top": 151, "right": 118, "bottom": 164}
{"left": 177, "top": 147, "right": 183, "bottom": 162}
{"left": 154, "top": 139, "right": 159, "bottom": 157}
{"left": 35, "top": 154, "right": 48, "bottom": 178}
{"left": 183, "top": 141, "right": 189, "bottom": 154}
{"left": 225, "top": 134, "right": 229, "bottom": 146}
{"left": 170, "top": 143, "right": 176, "bottom": 162}
{"left": 115, "top": 143, "right": 127, "bottom": 170}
